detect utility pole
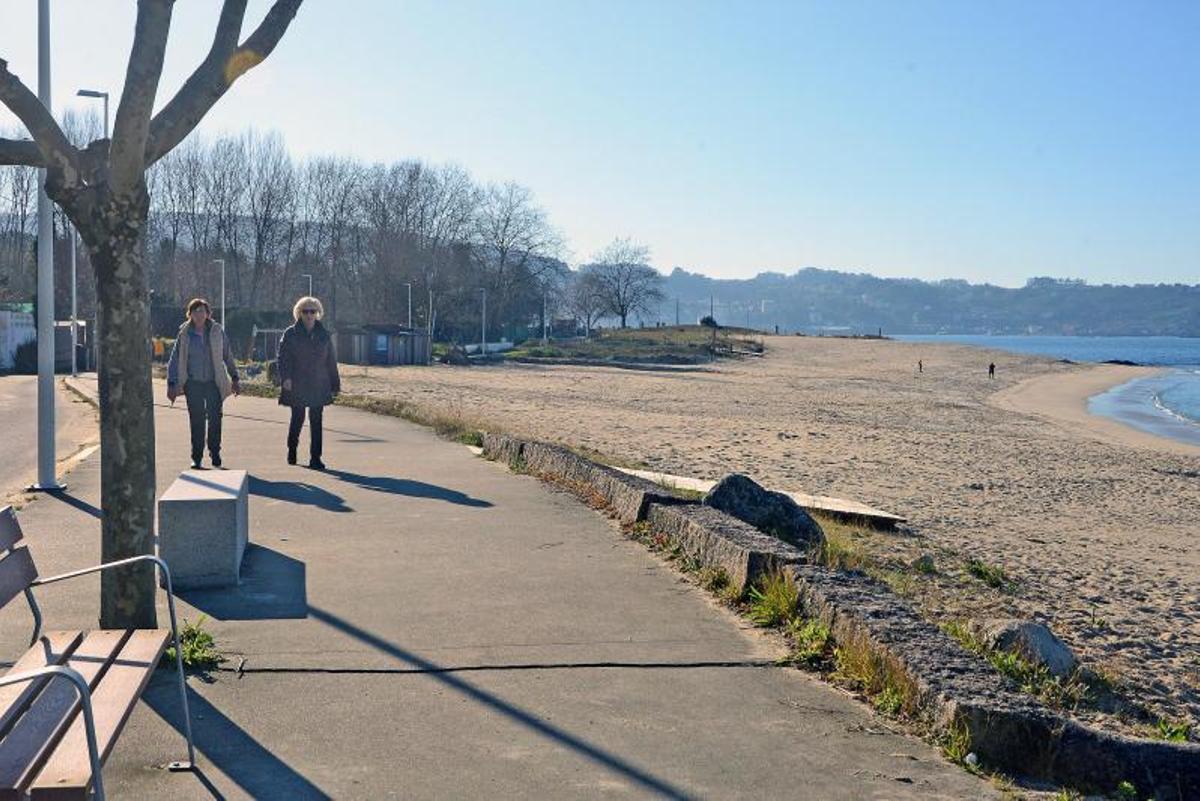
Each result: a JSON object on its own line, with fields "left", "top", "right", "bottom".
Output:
{"left": 542, "top": 291, "right": 548, "bottom": 346}
{"left": 479, "top": 288, "right": 487, "bottom": 360}
{"left": 213, "top": 259, "right": 225, "bottom": 325}
{"left": 404, "top": 282, "right": 412, "bottom": 329}
{"left": 32, "top": 0, "right": 62, "bottom": 491}
{"left": 69, "top": 228, "right": 77, "bottom": 377}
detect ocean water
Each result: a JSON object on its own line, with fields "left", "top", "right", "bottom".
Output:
{"left": 894, "top": 334, "right": 1200, "bottom": 446}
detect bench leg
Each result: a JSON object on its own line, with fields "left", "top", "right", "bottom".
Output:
{"left": 162, "top": 567, "right": 197, "bottom": 771}
{"left": 23, "top": 588, "right": 42, "bottom": 647}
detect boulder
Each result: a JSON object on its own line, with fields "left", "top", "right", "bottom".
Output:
{"left": 980, "top": 619, "right": 1077, "bottom": 678}
{"left": 702, "top": 473, "right": 824, "bottom": 552}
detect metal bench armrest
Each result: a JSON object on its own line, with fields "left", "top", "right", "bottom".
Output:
{"left": 29, "top": 555, "right": 197, "bottom": 769}
{"left": 0, "top": 665, "right": 105, "bottom": 800}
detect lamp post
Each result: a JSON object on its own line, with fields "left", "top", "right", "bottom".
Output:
{"left": 75, "top": 88, "right": 109, "bottom": 137}
{"left": 75, "top": 89, "right": 108, "bottom": 381}
{"left": 479, "top": 288, "right": 487, "bottom": 360}
{"left": 31, "top": 0, "right": 64, "bottom": 491}
{"left": 301, "top": 273, "right": 312, "bottom": 297}
{"left": 213, "top": 259, "right": 225, "bottom": 325}
{"left": 404, "top": 282, "right": 412, "bottom": 329}
{"left": 542, "top": 290, "right": 548, "bottom": 346}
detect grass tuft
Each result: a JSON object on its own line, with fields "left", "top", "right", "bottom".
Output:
{"left": 965, "top": 558, "right": 1009, "bottom": 589}
{"left": 162, "top": 615, "right": 224, "bottom": 671}
{"left": 785, "top": 618, "right": 832, "bottom": 667}
{"left": 746, "top": 571, "right": 799, "bottom": 627}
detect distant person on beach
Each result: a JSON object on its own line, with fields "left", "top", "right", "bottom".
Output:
{"left": 166, "top": 298, "right": 240, "bottom": 469}
{"left": 988, "top": 362, "right": 996, "bottom": 379}
{"left": 278, "top": 296, "right": 340, "bottom": 470}
{"left": 918, "top": 359, "right": 923, "bottom": 373}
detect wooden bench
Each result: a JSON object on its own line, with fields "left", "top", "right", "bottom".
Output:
{"left": 0, "top": 506, "right": 195, "bottom": 800}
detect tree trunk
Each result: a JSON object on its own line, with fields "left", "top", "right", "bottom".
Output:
{"left": 80, "top": 187, "right": 158, "bottom": 630}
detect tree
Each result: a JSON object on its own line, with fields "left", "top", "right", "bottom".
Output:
{"left": 567, "top": 266, "right": 606, "bottom": 337}
{"left": 585, "top": 238, "right": 665, "bottom": 328}
{"left": 0, "top": 0, "right": 304, "bottom": 628}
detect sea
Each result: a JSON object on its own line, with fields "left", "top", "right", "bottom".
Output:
{"left": 894, "top": 335, "right": 1200, "bottom": 447}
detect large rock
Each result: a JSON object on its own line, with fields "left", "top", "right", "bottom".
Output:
{"left": 703, "top": 474, "right": 824, "bottom": 552}
{"left": 980, "top": 619, "right": 1077, "bottom": 678}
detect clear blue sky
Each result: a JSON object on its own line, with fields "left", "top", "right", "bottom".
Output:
{"left": 2, "top": 1, "right": 1197, "bottom": 286}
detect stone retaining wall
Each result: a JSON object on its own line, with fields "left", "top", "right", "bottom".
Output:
{"left": 480, "top": 432, "right": 1199, "bottom": 799}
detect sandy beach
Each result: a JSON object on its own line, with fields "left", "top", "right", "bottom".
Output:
{"left": 340, "top": 336, "right": 1200, "bottom": 734}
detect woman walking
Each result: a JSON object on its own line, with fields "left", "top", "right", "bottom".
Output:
{"left": 278, "top": 296, "right": 340, "bottom": 469}
{"left": 166, "top": 298, "right": 240, "bottom": 469}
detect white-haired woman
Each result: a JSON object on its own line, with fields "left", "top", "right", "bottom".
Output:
{"left": 277, "top": 297, "right": 340, "bottom": 469}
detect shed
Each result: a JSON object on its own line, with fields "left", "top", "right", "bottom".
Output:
{"left": 336, "top": 324, "right": 430, "bottom": 366}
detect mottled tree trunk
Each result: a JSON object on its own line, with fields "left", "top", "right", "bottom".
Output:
{"left": 80, "top": 185, "right": 158, "bottom": 629}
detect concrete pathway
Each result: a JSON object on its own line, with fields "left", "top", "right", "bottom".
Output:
{"left": 0, "top": 375, "right": 995, "bottom": 800}
{"left": 0, "top": 375, "right": 97, "bottom": 500}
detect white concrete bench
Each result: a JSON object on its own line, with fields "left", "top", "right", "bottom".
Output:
{"left": 157, "top": 470, "right": 249, "bottom": 589}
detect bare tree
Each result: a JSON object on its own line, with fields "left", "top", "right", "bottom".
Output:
{"left": 472, "top": 181, "right": 562, "bottom": 334}
{"left": 0, "top": 0, "right": 304, "bottom": 628}
{"left": 243, "top": 130, "right": 293, "bottom": 310}
{"left": 586, "top": 238, "right": 665, "bottom": 328}
{"left": 566, "top": 266, "right": 606, "bottom": 337}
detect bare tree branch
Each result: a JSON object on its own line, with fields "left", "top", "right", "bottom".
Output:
{"left": 144, "top": 0, "right": 302, "bottom": 165}
{"left": 0, "top": 58, "right": 79, "bottom": 178}
{"left": 110, "top": 0, "right": 175, "bottom": 193}
{"left": 0, "top": 137, "right": 44, "bottom": 168}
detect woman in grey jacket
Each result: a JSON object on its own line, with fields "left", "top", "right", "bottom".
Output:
{"left": 166, "top": 298, "right": 240, "bottom": 469}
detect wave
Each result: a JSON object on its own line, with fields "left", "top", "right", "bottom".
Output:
{"left": 1152, "top": 392, "right": 1200, "bottom": 426}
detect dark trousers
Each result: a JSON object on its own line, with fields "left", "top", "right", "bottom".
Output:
{"left": 184, "top": 380, "right": 223, "bottom": 460}
{"left": 287, "top": 406, "right": 324, "bottom": 459}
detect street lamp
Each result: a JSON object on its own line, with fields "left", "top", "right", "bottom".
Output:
{"left": 301, "top": 273, "right": 313, "bottom": 297}
{"left": 213, "top": 259, "right": 225, "bottom": 325}
{"left": 478, "top": 288, "right": 487, "bottom": 360}
{"left": 76, "top": 88, "right": 109, "bottom": 138}
{"left": 31, "top": 0, "right": 63, "bottom": 491}
{"left": 403, "top": 282, "right": 412, "bottom": 329}
{"left": 77, "top": 87, "right": 108, "bottom": 380}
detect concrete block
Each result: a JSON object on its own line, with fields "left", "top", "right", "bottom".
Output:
{"left": 158, "top": 469, "right": 249, "bottom": 589}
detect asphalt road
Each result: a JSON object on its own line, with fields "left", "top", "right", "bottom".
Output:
{"left": 0, "top": 374, "right": 97, "bottom": 499}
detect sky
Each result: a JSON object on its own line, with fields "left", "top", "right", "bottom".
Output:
{"left": 1, "top": 0, "right": 1197, "bottom": 287}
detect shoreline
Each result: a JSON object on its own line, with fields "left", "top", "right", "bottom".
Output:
{"left": 990, "top": 364, "right": 1200, "bottom": 456}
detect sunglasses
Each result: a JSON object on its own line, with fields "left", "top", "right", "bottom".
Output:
{"left": 301, "top": 309, "right": 319, "bottom": 315}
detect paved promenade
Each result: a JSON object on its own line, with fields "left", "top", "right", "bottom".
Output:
{"left": 0, "top": 375, "right": 993, "bottom": 799}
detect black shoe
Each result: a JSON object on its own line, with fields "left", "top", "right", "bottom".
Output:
{"left": 211, "top": 454, "right": 222, "bottom": 468}
{"left": 190, "top": 458, "right": 202, "bottom": 470}
{"left": 287, "top": 449, "right": 297, "bottom": 465}
{"left": 308, "top": 458, "right": 326, "bottom": 470}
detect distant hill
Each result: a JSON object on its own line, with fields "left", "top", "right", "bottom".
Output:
{"left": 655, "top": 268, "right": 1200, "bottom": 336}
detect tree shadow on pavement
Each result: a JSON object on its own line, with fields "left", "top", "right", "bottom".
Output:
{"left": 249, "top": 476, "right": 352, "bottom": 512}
{"left": 307, "top": 605, "right": 693, "bottom": 800}
{"left": 143, "top": 674, "right": 331, "bottom": 800}
{"left": 322, "top": 468, "right": 493, "bottom": 508}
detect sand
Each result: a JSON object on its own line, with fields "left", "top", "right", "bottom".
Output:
{"left": 341, "top": 336, "right": 1200, "bottom": 733}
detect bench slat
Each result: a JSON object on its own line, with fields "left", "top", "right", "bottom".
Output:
{"left": 0, "top": 630, "right": 127, "bottom": 800}
{"left": 30, "top": 629, "right": 169, "bottom": 801}
{"left": 0, "top": 633, "right": 84, "bottom": 742}
{"left": 0, "top": 508, "right": 22, "bottom": 552}
{"left": 0, "top": 548, "right": 37, "bottom": 611}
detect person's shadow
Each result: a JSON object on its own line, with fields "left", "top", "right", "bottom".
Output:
{"left": 323, "top": 469, "right": 493, "bottom": 508}
{"left": 248, "top": 476, "right": 352, "bottom": 513}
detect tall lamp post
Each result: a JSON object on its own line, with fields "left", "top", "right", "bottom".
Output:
{"left": 403, "top": 282, "right": 412, "bottom": 329}
{"left": 479, "top": 288, "right": 487, "bottom": 360}
{"left": 31, "top": 0, "right": 63, "bottom": 491}
{"left": 301, "top": 273, "right": 313, "bottom": 297}
{"left": 76, "top": 90, "right": 108, "bottom": 380}
{"left": 213, "top": 259, "right": 225, "bottom": 325}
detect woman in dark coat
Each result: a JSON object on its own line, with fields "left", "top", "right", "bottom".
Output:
{"left": 278, "top": 296, "right": 340, "bottom": 469}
